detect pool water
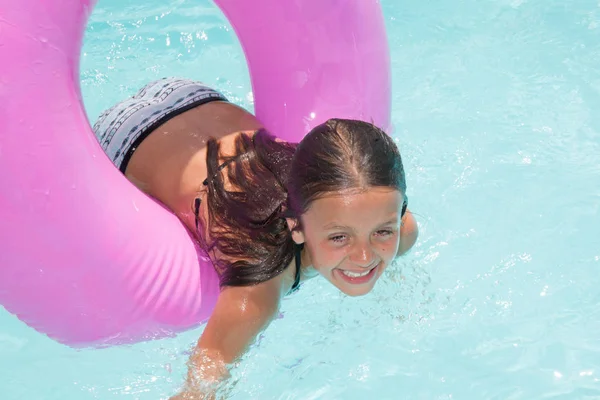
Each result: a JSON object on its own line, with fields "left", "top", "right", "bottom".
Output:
{"left": 2, "top": 0, "right": 600, "bottom": 398}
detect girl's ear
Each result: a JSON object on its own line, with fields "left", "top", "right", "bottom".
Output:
{"left": 285, "top": 218, "right": 305, "bottom": 245}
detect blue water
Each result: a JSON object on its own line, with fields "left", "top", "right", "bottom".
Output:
{"left": 2, "top": 0, "right": 600, "bottom": 398}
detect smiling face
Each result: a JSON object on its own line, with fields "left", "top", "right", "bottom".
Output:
{"left": 289, "top": 187, "right": 404, "bottom": 297}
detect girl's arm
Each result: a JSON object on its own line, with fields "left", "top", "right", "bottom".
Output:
{"left": 171, "top": 276, "right": 284, "bottom": 399}
{"left": 397, "top": 209, "right": 418, "bottom": 257}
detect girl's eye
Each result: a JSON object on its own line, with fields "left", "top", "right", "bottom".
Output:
{"left": 329, "top": 234, "right": 347, "bottom": 243}
{"left": 375, "top": 229, "right": 394, "bottom": 237}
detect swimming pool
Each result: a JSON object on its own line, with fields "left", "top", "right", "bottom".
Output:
{"left": 2, "top": 0, "right": 600, "bottom": 398}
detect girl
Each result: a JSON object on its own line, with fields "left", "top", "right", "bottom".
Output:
{"left": 94, "top": 77, "right": 418, "bottom": 397}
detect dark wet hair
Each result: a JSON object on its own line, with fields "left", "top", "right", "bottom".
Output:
{"left": 287, "top": 118, "right": 406, "bottom": 219}
{"left": 201, "top": 118, "right": 406, "bottom": 287}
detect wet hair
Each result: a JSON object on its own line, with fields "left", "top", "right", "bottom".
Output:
{"left": 200, "top": 118, "right": 406, "bottom": 287}
{"left": 287, "top": 119, "right": 406, "bottom": 219}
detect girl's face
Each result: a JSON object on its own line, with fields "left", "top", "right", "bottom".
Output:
{"left": 291, "top": 187, "right": 404, "bottom": 297}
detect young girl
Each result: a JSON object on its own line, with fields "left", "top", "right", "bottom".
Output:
{"left": 94, "top": 77, "right": 418, "bottom": 397}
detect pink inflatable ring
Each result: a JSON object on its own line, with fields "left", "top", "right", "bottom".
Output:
{"left": 0, "top": 0, "right": 391, "bottom": 347}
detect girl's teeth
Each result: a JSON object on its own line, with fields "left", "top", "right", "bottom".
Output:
{"left": 341, "top": 269, "right": 370, "bottom": 278}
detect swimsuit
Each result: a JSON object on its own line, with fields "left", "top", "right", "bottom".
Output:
{"left": 93, "top": 77, "right": 228, "bottom": 172}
